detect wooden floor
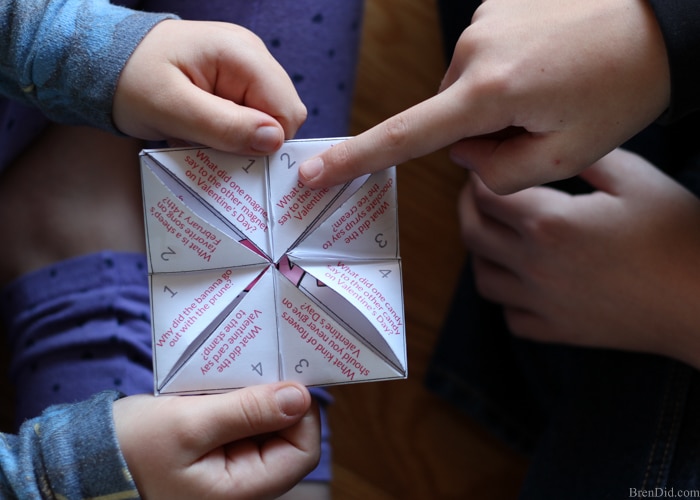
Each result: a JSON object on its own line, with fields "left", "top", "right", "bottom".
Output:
{"left": 327, "top": 1, "right": 528, "bottom": 498}
{"left": 0, "top": 0, "right": 529, "bottom": 497}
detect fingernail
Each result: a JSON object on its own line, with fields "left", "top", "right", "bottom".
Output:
{"left": 275, "top": 386, "right": 306, "bottom": 416}
{"left": 251, "top": 126, "right": 282, "bottom": 153}
{"left": 299, "top": 157, "right": 323, "bottom": 182}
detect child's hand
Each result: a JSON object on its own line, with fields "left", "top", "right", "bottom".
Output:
{"left": 459, "top": 149, "right": 700, "bottom": 368}
{"left": 298, "top": 0, "right": 669, "bottom": 194}
{"left": 113, "top": 382, "right": 320, "bottom": 500}
{"left": 113, "top": 20, "right": 307, "bottom": 155}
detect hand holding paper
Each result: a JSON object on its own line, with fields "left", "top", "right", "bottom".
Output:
{"left": 114, "top": 382, "right": 319, "bottom": 499}
{"left": 114, "top": 20, "right": 307, "bottom": 154}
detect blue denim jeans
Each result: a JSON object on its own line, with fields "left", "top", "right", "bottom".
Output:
{"left": 427, "top": 261, "right": 700, "bottom": 499}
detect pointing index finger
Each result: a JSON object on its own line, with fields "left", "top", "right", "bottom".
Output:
{"left": 299, "top": 87, "right": 488, "bottom": 188}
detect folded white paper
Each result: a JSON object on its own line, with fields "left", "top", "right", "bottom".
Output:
{"left": 140, "top": 138, "right": 406, "bottom": 395}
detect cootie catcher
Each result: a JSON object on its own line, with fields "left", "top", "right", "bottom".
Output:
{"left": 140, "top": 138, "right": 406, "bottom": 395}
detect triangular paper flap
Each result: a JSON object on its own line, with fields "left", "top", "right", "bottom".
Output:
{"left": 151, "top": 265, "right": 268, "bottom": 389}
{"left": 141, "top": 154, "right": 250, "bottom": 240}
{"left": 141, "top": 163, "right": 268, "bottom": 273}
{"left": 298, "top": 260, "right": 406, "bottom": 372}
{"left": 142, "top": 148, "right": 272, "bottom": 255}
{"left": 157, "top": 269, "right": 281, "bottom": 394}
{"left": 301, "top": 173, "right": 370, "bottom": 242}
{"left": 288, "top": 168, "right": 399, "bottom": 261}
{"left": 275, "top": 271, "right": 404, "bottom": 386}
{"left": 267, "top": 138, "right": 361, "bottom": 261}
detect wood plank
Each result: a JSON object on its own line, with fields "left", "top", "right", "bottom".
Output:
{"left": 329, "top": 0, "right": 528, "bottom": 497}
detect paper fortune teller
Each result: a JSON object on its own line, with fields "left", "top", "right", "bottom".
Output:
{"left": 140, "top": 138, "right": 406, "bottom": 395}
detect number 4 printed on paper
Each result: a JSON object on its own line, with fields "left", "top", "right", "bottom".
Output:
{"left": 140, "top": 138, "right": 406, "bottom": 395}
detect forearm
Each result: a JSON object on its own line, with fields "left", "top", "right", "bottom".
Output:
{"left": 0, "top": 0, "right": 176, "bottom": 132}
{"left": 0, "top": 390, "right": 138, "bottom": 499}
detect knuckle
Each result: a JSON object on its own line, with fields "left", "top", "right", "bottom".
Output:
{"left": 238, "top": 390, "right": 267, "bottom": 431}
{"left": 471, "top": 66, "right": 514, "bottom": 103}
{"left": 216, "top": 121, "right": 246, "bottom": 151}
{"left": 476, "top": 63, "right": 513, "bottom": 94}
{"left": 222, "top": 22, "right": 266, "bottom": 49}
{"left": 381, "top": 114, "right": 411, "bottom": 150}
{"left": 329, "top": 140, "right": 352, "bottom": 165}
{"left": 460, "top": 58, "right": 519, "bottom": 107}
{"left": 296, "top": 102, "right": 308, "bottom": 123}
{"left": 289, "top": 102, "right": 308, "bottom": 131}
{"left": 475, "top": 171, "right": 507, "bottom": 196}
{"left": 327, "top": 140, "right": 360, "bottom": 177}
{"left": 522, "top": 212, "right": 566, "bottom": 245}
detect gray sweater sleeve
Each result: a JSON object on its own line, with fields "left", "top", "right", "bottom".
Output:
{"left": 0, "top": 0, "right": 177, "bottom": 133}
{"left": 0, "top": 390, "right": 140, "bottom": 499}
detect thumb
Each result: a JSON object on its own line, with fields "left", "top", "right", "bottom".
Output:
{"left": 186, "top": 382, "right": 313, "bottom": 454}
